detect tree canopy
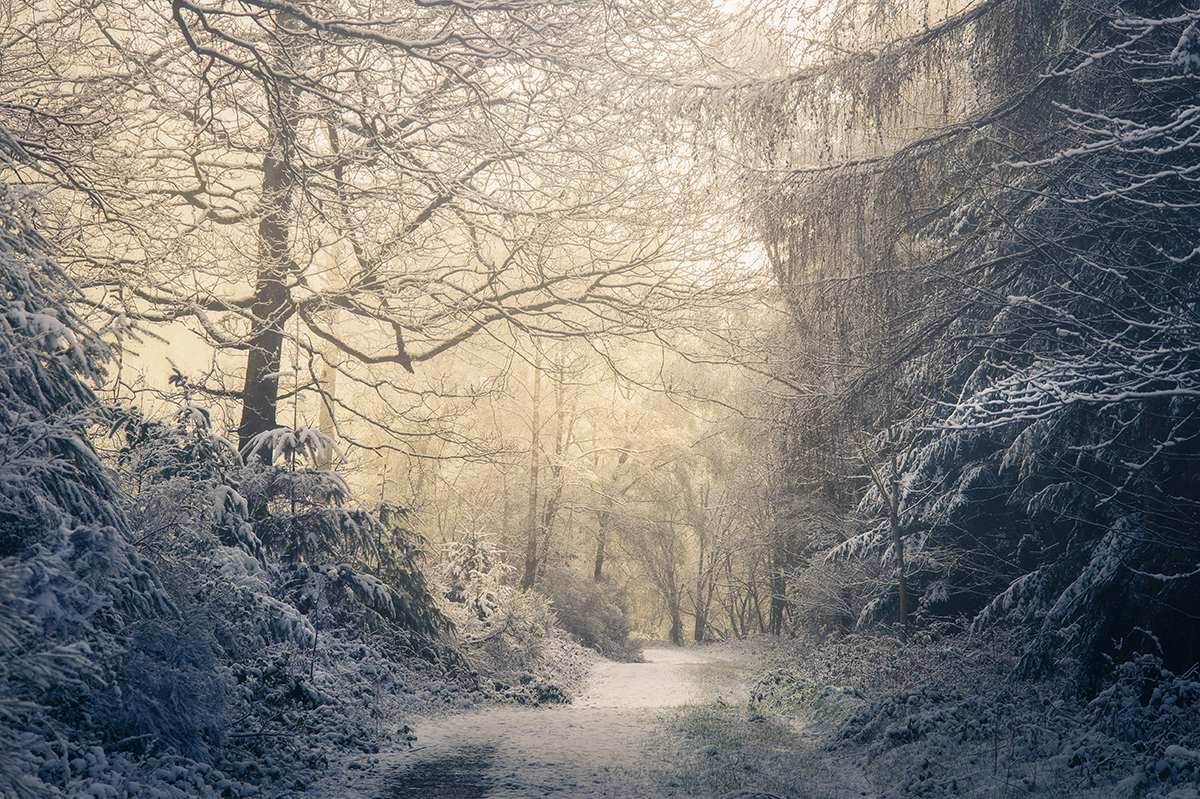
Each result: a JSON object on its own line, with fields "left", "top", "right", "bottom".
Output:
{"left": 3, "top": 0, "right": 747, "bottom": 453}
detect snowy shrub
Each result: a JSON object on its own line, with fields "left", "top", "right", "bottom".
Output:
{"left": 442, "top": 525, "right": 511, "bottom": 621}
{"left": 277, "top": 560, "right": 454, "bottom": 662}
{"left": 538, "top": 565, "right": 640, "bottom": 661}
{"left": 0, "top": 566, "right": 97, "bottom": 799}
{"left": 0, "top": 180, "right": 190, "bottom": 792}
{"left": 746, "top": 631, "right": 1200, "bottom": 799}
{"left": 1080, "top": 653, "right": 1200, "bottom": 749}
{"left": 434, "top": 523, "right": 578, "bottom": 695}
{"left": 231, "top": 431, "right": 451, "bottom": 657}
{"left": 255, "top": 592, "right": 318, "bottom": 648}
{"left": 105, "top": 400, "right": 263, "bottom": 563}
{"left": 451, "top": 585, "right": 573, "bottom": 701}
{"left": 369, "top": 502, "right": 447, "bottom": 644}
{"left": 238, "top": 458, "right": 379, "bottom": 563}
{"left": 96, "top": 621, "right": 227, "bottom": 761}
{"left": 0, "top": 185, "right": 168, "bottom": 605}
{"left": 238, "top": 427, "right": 383, "bottom": 567}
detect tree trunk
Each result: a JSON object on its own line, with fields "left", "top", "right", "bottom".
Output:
{"left": 535, "top": 378, "right": 568, "bottom": 583}
{"left": 692, "top": 549, "right": 716, "bottom": 643}
{"left": 767, "top": 545, "right": 791, "bottom": 635}
{"left": 693, "top": 579, "right": 714, "bottom": 643}
{"left": 752, "top": 580, "right": 766, "bottom": 634}
{"left": 593, "top": 510, "right": 608, "bottom": 581}
{"left": 888, "top": 439, "right": 908, "bottom": 642}
{"left": 536, "top": 476, "right": 562, "bottom": 582}
{"left": 316, "top": 360, "right": 336, "bottom": 470}
{"left": 593, "top": 452, "right": 627, "bottom": 582}
{"left": 520, "top": 351, "right": 542, "bottom": 591}
{"left": 667, "top": 592, "right": 684, "bottom": 647}
{"left": 863, "top": 429, "right": 908, "bottom": 643}
{"left": 237, "top": 28, "right": 299, "bottom": 453}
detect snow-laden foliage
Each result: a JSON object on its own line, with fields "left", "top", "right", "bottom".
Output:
{"left": 938, "top": 5, "right": 1200, "bottom": 684}
{"left": 821, "top": 424, "right": 1017, "bottom": 632}
{"left": 0, "top": 181, "right": 179, "bottom": 796}
{"left": 0, "top": 184, "right": 127, "bottom": 557}
{"left": 277, "top": 561, "right": 451, "bottom": 655}
{"left": 0, "top": 179, "right": 468, "bottom": 797}
{"left": 749, "top": 0, "right": 1200, "bottom": 687}
{"left": 0, "top": 567, "right": 97, "bottom": 799}
{"left": 539, "top": 565, "right": 640, "bottom": 662}
{"left": 457, "top": 587, "right": 575, "bottom": 705}
{"left": 241, "top": 427, "right": 345, "bottom": 473}
{"left": 106, "top": 401, "right": 263, "bottom": 563}
{"left": 433, "top": 532, "right": 580, "bottom": 703}
{"left": 236, "top": 427, "right": 381, "bottom": 564}
{"left": 747, "top": 631, "right": 1200, "bottom": 799}
{"left": 442, "top": 526, "right": 512, "bottom": 622}
{"left": 112, "top": 413, "right": 454, "bottom": 656}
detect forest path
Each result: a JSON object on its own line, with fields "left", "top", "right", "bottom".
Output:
{"left": 314, "top": 647, "right": 761, "bottom": 799}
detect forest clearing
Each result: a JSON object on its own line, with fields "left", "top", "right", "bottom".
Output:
{"left": 3, "top": 0, "right": 1200, "bottom": 797}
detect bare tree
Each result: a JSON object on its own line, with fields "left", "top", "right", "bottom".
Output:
{"left": 4, "top": 0, "right": 747, "bottom": 455}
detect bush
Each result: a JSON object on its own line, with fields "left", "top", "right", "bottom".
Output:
{"left": 98, "top": 621, "right": 227, "bottom": 760}
{"left": 539, "top": 566, "right": 640, "bottom": 662}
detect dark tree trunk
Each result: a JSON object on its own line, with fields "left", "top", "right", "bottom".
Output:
{"left": 885, "top": 430, "right": 908, "bottom": 642}
{"left": 768, "top": 555, "right": 788, "bottom": 635}
{"left": 536, "top": 472, "right": 562, "bottom": 583}
{"left": 888, "top": 459, "right": 908, "bottom": 642}
{"left": 238, "top": 53, "right": 297, "bottom": 453}
{"left": 521, "top": 354, "right": 542, "bottom": 591}
{"left": 593, "top": 511, "right": 608, "bottom": 581}
{"left": 692, "top": 601, "right": 707, "bottom": 643}
{"left": 594, "top": 453, "right": 626, "bottom": 582}
{"left": 535, "top": 376, "right": 570, "bottom": 583}
{"left": 668, "top": 596, "right": 684, "bottom": 647}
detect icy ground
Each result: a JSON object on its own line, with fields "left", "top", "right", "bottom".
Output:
{"left": 307, "top": 647, "right": 762, "bottom": 799}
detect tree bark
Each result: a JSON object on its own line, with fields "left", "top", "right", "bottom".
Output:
{"left": 316, "top": 360, "right": 336, "bottom": 470}
{"left": 693, "top": 577, "right": 715, "bottom": 643}
{"left": 535, "top": 377, "right": 569, "bottom": 583}
{"left": 888, "top": 446, "right": 908, "bottom": 642}
{"left": 667, "top": 589, "right": 684, "bottom": 647}
{"left": 237, "top": 26, "right": 298, "bottom": 453}
{"left": 520, "top": 351, "right": 542, "bottom": 591}
{"left": 864, "top": 433, "right": 908, "bottom": 642}
{"left": 593, "top": 510, "right": 608, "bottom": 581}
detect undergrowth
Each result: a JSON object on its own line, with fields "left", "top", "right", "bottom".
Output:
{"left": 655, "top": 702, "right": 835, "bottom": 799}
{"left": 740, "top": 630, "right": 1200, "bottom": 799}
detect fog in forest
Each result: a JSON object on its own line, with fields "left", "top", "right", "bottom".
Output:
{"left": 2, "top": 1, "right": 1200, "bottom": 798}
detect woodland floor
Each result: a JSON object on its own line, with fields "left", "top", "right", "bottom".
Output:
{"left": 303, "top": 633, "right": 1200, "bottom": 799}
{"left": 307, "top": 641, "right": 871, "bottom": 799}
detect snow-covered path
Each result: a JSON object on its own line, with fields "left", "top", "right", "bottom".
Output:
{"left": 312, "top": 648, "right": 748, "bottom": 799}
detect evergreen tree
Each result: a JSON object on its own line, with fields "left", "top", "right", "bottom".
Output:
{"left": 725, "top": 0, "right": 1200, "bottom": 684}
{"left": 0, "top": 176, "right": 175, "bottom": 789}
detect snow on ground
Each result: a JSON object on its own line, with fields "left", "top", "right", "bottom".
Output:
{"left": 307, "top": 648, "right": 741, "bottom": 799}
{"left": 305, "top": 633, "right": 1200, "bottom": 799}
{"left": 578, "top": 647, "right": 716, "bottom": 708}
